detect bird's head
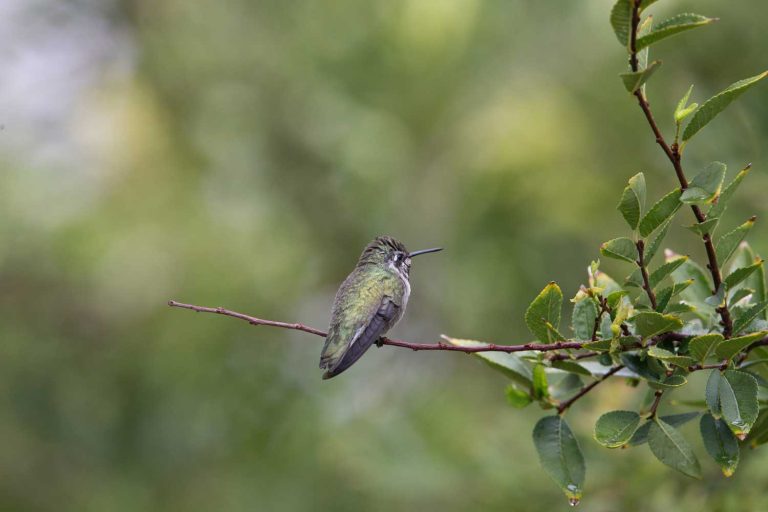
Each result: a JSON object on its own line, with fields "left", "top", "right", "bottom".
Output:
{"left": 357, "top": 236, "right": 442, "bottom": 276}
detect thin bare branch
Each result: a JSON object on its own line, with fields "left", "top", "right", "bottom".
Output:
{"left": 168, "top": 300, "right": 327, "bottom": 336}
{"left": 647, "top": 390, "right": 664, "bottom": 418}
{"left": 168, "top": 300, "right": 588, "bottom": 354}
{"left": 557, "top": 365, "right": 625, "bottom": 414}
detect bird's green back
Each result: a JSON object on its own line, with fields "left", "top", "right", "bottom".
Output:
{"left": 319, "top": 264, "right": 405, "bottom": 370}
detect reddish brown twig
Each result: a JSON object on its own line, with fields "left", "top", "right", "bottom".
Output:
{"left": 168, "top": 301, "right": 705, "bottom": 358}
{"left": 688, "top": 361, "right": 730, "bottom": 372}
{"left": 627, "top": 1, "right": 733, "bottom": 337}
{"left": 557, "top": 365, "right": 625, "bottom": 414}
{"left": 168, "top": 300, "right": 327, "bottom": 336}
{"left": 168, "top": 300, "right": 588, "bottom": 353}
{"left": 591, "top": 296, "right": 610, "bottom": 341}
{"left": 647, "top": 390, "right": 664, "bottom": 418}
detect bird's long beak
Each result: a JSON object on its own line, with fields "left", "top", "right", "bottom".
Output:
{"left": 408, "top": 247, "right": 443, "bottom": 257}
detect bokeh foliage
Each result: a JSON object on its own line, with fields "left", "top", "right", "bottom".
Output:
{"left": 2, "top": 0, "right": 768, "bottom": 510}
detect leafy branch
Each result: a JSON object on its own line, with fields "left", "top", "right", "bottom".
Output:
{"left": 625, "top": 0, "right": 733, "bottom": 336}
{"left": 167, "top": 300, "right": 699, "bottom": 355}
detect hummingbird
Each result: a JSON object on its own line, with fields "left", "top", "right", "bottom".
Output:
{"left": 319, "top": 236, "right": 443, "bottom": 379}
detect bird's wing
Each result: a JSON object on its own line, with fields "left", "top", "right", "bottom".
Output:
{"left": 322, "top": 296, "right": 400, "bottom": 379}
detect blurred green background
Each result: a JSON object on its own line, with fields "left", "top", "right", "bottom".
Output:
{"left": 2, "top": 0, "right": 768, "bottom": 510}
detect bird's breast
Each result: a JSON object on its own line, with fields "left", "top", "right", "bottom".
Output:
{"left": 400, "top": 273, "right": 410, "bottom": 309}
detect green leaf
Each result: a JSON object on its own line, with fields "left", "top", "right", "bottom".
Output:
{"left": 716, "top": 217, "right": 756, "bottom": 266}
{"left": 688, "top": 333, "right": 723, "bottom": 363}
{"left": 620, "top": 353, "right": 661, "bottom": 381}
{"left": 752, "top": 371, "right": 768, "bottom": 389}
{"left": 669, "top": 252, "right": 714, "bottom": 306}
{"left": 626, "top": 353, "right": 664, "bottom": 379}
{"left": 594, "top": 411, "right": 641, "bottom": 448}
{"left": 700, "top": 413, "right": 739, "bottom": 477}
{"left": 655, "top": 280, "right": 693, "bottom": 312}
{"left": 705, "top": 370, "right": 758, "bottom": 432}
{"left": 636, "top": 13, "right": 716, "bottom": 51}
{"left": 718, "top": 370, "right": 759, "bottom": 439}
{"left": 594, "top": 270, "right": 622, "bottom": 297}
{"left": 525, "top": 283, "right": 563, "bottom": 343}
{"left": 549, "top": 373, "right": 583, "bottom": 401}
{"left": 533, "top": 416, "right": 586, "bottom": 505}
{"left": 675, "top": 84, "right": 694, "bottom": 118}
{"left": 639, "top": 189, "right": 682, "bottom": 237}
{"left": 665, "top": 303, "right": 696, "bottom": 315}
{"left": 655, "top": 286, "right": 673, "bottom": 312}
{"left": 683, "top": 71, "right": 768, "bottom": 142}
{"left": 685, "top": 218, "right": 719, "bottom": 237}
{"left": 444, "top": 337, "right": 532, "bottom": 387}
{"left": 606, "top": 290, "right": 629, "bottom": 309}
{"left": 609, "top": 0, "right": 633, "bottom": 46}
{"left": 705, "top": 284, "right": 726, "bottom": 308}
{"left": 731, "top": 242, "right": 768, "bottom": 302}
{"left": 708, "top": 164, "right": 753, "bottom": 220}
{"left": 729, "top": 288, "right": 754, "bottom": 307}
{"left": 648, "top": 374, "right": 688, "bottom": 389}
{"left": 680, "top": 161, "right": 726, "bottom": 204}
{"left": 616, "top": 172, "right": 646, "bottom": 229}
{"left": 675, "top": 84, "right": 698, "bottom": 124}
{"left": 600, "top": 314, "right": 614, "bottom": 341}
{"left": 582, "top": 339, "right": 612, "bottom": 352}
{"left": 625, "top": 268, "right": 644, "bottom": 288}
{"left": 545, "top": 321, "right": 567, "bottom": 342}
{"left": 533, "top": 364, "right": 550, "bottom": 402}
{"left": 748, "top": 409, "right": 768, "bottom": 448}
{"left": 649, "top": 256, "right": 688, "bottom": 288}
{"left": 729, "top": 242, "right": 767, "bottom": 316}
{"left": 620, "top": 60, "right": 662, "bottom": 93}
{"left": 754, "top": 259, "right": 767, "bottom": 314}
{"left": 648, "top": 418, "right": 702, "bottom": 478}
{"left": 733, "top": 300, "right": 768, "bottom": 334}
{"left": 644, "top": 218, "right": 672, "bottom": 264}
{"left": 706, "top": 370, "right": 722, "bottom": 417}
{"left": 506, "top": 384, "right": 532, "bottom": 408}
{"left": 600, "top": 237, "right": 638, "bottom": 263}
{"left": 714, "top": 332, "right": 767, "bottom": 362}
{"left": 639, "top": 0, "right": 659, "bottom": 8}
{"left": 636, "top": 15, "right": 652, "bottom": 74}
{"left": 630, "top": 412, "right": 699, "bottom": 446}
{"left": 571, "top": 298, "right": 598, "bottom": 341}
{"left": 552, "top": 360, "right": 592, "bottom": 377}
{"left": 647, "top": 346, "right": 695, "bottom": 367}
{"left": 724, "top": 259, "right": 763, "bottom": 290}
{"left": 611, "top": 298, "right": 632, "bottom": 339}
{"left": 619, "top": 336, "right": 641, "bottom": 349}
{"left": 631, "top": 311, "right": 683, "bottom": 339}
{"left": 676, "top": 104, "right": 699, "bottom": 125}
{"left": 670, "top": 280, "right": 694, "bottom": 297}
{"left": 750, "top": 423, "right": 768, "bottom": 447}
{"left": 741, "top": 357, "right": 768, "bottom": 369}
